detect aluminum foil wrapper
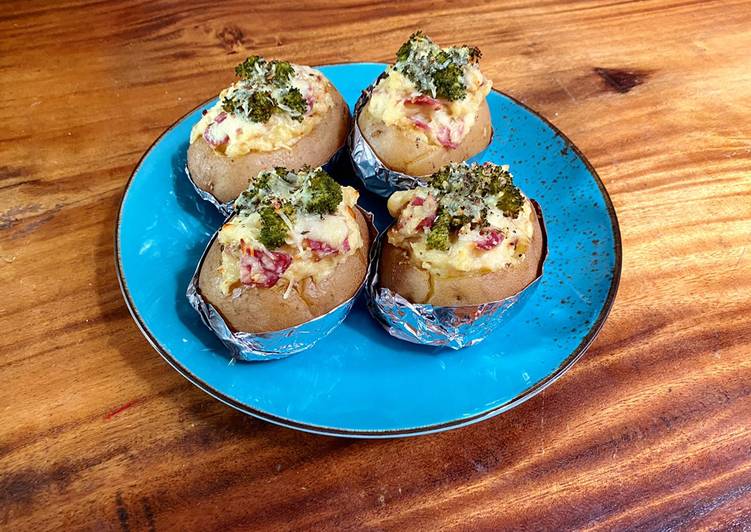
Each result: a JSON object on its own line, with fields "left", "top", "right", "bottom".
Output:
{"left": 366, "top": 201, "right": 548, "bottom": 350}
{"left": 347, "top": 78, "right": 430, "bottom": 197}
{"left": 187, "top": 208, "right": 377, "bottom": 361}
{"left": 185, "top": 145, "right": 349, "bottom": 216}
{"left": 347, "top": 78, "right": 494, "bottom": 198}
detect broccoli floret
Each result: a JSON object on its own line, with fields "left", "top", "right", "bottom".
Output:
{"left": 245, "top": 91, "right": 275, "bottom": 122}
{"left": 235, "top": 56, "right": 263, "bottom": 79}
{"left": 497, "top": 183, "right": 524, "bottom": 218}
{"left": 304, "top": 170, "right": 342, "bottom": 215}
{"left": 396, "top": 31, "right": 425, "bottom": 62}
{"left": 258, "top": 205, "right": 289, "bottom": 249}
{"left": 280, "top": 88, "right": 307, "bottom": 119}
{"left": 272, "top": 60, "right": 294, "bottom": 85}
{"left": 426, "top": 211, "right": 450, "bottom": 251}
{"left": 221, "top": 95, "right": 237, "bottom": 114}
{"left": 433, "top": 63, "right": 466, "bottom": 101}
{"left": 429, "top": 166, "right": 452, "bottom": 190}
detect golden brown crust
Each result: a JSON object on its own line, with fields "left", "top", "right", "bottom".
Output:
{"left": 198, "top": 209, "right": 370, "bottom": 333}
{"left": 187, "top": 86, "right": 351, "bottom": 204}
{"left": 358, "top": 99, "right": 491, "bottom": 177}
{"left": 378, "top": 207, "right": 544, "bottom": 306}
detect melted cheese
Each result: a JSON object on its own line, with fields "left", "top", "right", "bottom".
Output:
{"left": 363, "top": 68, "right": 491, "bottom": 147}
{"left": 190, "top": 65, "right": 334, "bottom": 157}
{"left": 387, "top": 189, "right": 534, "bottom": 277}
{"left": 217, "top": 186, "right": 363, "bottom": 295}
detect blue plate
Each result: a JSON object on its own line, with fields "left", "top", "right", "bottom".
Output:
{"left": 116, "top": 63, "right": 621, "bottom": 437}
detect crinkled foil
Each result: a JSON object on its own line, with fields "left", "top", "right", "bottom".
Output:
{"left": 187, "top": 208, "right": 377, "bottom": 361}
{"left": 347, "top": 79, "right": 430, "bottom": 197}
{"left": 366, "top": 201, "right": 548, "bottom": 350}
{"left": 185, "top": 145, "right": 349, "bottom": 216}
{"left": 347, "top": 78, "right": 494, "bottom": 198}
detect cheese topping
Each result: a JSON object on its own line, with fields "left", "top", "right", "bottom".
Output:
{"left": 216, "top": 168, "right": 363, "bottom": 296}
{"left": 386, "top": 163, "right": 534, "bottom": 277}
{"left": 190, "top": 58, "right": 334, "bottom": 157}
{"left": 362, "top": 32, "right": 492, "bottom": 149}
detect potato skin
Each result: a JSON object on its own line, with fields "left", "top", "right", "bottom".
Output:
{"left": 188, "top": 85, "right": 351, "bottom": 204}
{"left": 198, "top": 208, "right": 370, "bottom": 333}
{"left": 358, "top": 99, "right": 492, "bottom": 177}
{"left": 379, "top": 207, "right": 544, "bottom": 306}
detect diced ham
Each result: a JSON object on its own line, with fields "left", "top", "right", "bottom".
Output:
{"left": 475, "top": 229, "right": 504, "bottom": 250}
{"left": 415, "top": 213, "right": 437, "bottom": 231}
{"left": 342, "top": 237, "right": 350, "bottom": 253}
{"left": 203, "top": 123, "right": 228, "bottom": 148}
{"left": 404, "top": 95, "right": 441, "bottom": 109}
{"left": 410, "top": 117, "right": 430, "bottom": 131}
{"left": 398, "top": 194, "right": 437, "bottom": 232}
{"left": 304, "top": 238, "right": 340, "bottom": 259}
{"left": 305, "top": 90, "right": 315, "bottom": 114}
{"left": 239, "top": 247, "right": 292, "bottom": 288}
{"left": 214, "top": 112, "right": 228, "bottom": 123}
{"left": 436, "top": 126, "right": 459, "bottom": 149}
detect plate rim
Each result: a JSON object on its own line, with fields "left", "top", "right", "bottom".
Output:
{"left": 115, "top": 61, "right": 623, "bottom": 438}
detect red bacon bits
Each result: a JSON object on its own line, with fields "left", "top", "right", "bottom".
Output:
{"left": 399, "top": 194, "right": 438, "bottom": 232}
{"left": 203, "top": 123, "right": 228, "bottom": 147}
{"left": 410, "top": 117, "right": 430, "bottom": 131}
{"left": 304, "top": 90, "right": 315, "bottom": 115}
{"left": 239, "top": 247, "right": 292, "bottom": 288}
{"left": 304, "top": 238, "right": 340, "bottom": 259}
{"left": 475, "top": 229, "right": 504, "bottom": 250}
{"left": 416, "top": 212, "right": 437, "bottom": 231}
{"left": 436, "top": 126, "right": 459, "bottom": 149}
{"left": 214, "top": 111, "right": 228, "bottom": 123}
{"left": 404, "top": 95, "right": 442, "bottom": 109}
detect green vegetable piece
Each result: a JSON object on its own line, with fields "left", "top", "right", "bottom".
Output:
{"left": 272, "top": 60, "right": 294, "bottom": 85}
{"left": 258, "top": 205, "right": 289, "bottom": 249}
{"left": 235, "top": 56, "right": 263, "bottom": 79}
{"left": 221, "top": 95, "right": 237, "bottom": 114}
{"left": 246, "top": 91, "right": 275, "bottom": 123}
{"left": 497, "top": 183, "right": 524, "bottom": 218}
{"left": 433, "top": 63, "right": 466, "bottom": 101}
{"left": 396, "top": 31, "right": 424, "bottom": 62}
{"left": 305, "top": 169, "right": 342, "bottom": 215}
{"left": 426, "top": 211, "right": 450, "bottom": 251}
{"left": 280, "top": 88, "right": 307, "bottom": 119}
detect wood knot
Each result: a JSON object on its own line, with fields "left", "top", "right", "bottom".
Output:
{"left": 216, "top": 25, "right": 246, "bottom": 52}
{"left": 594, "top": 67, "right": 647, "bottom": 93}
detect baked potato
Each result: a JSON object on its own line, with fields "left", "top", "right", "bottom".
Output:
{"left": 357, "top": 32, "right": 493, "bottom": 177}
{"left": 378, "top": 162, "right": 544, "bottom": 306}
{"left": 188, "top": 56, "right": 351, "bottom": 204}
{"left": 197, "top": 167, "right": 370, "bottom": 333}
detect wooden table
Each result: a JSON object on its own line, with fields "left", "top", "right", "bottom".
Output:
{"left": 2, "top": 1, "right": 750, "bottom": 529}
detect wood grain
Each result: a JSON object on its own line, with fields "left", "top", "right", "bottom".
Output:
{"left": 2, "top": 0, "right": 751, "bottom": 529}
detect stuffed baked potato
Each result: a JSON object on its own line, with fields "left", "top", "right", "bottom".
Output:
{"left": 357, "top": 32, "right": 493, "bottom": 177}
{"left": 379, "top": 162, "right": 544, "bottom": 306}
{"left": 189, "top": 56, "right": 350, "bottom": 204}
{"left": 198, "top": 167, "right": 370, "bottom": 332}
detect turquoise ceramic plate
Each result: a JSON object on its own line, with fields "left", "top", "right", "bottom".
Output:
{"left": 116, "top": 63, "right": 621, "bottom": 437}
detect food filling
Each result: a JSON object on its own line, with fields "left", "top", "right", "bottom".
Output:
{"left": 363, "top": 32, "right": 492, "bottom": 149}
{"left": 217, "top": 167, "right": 363, "bottom": 296}
{"left": 387, "top": 162, "right": 535, "bottom": 277}
{"left": 190, "top": 56, "right": 335, "bottom": 157}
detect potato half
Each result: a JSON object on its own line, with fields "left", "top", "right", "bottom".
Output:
{"left": 379, "top": 206, "right": 544, "bottom": 306}
{"left": 358, "top": 99, "right": 492, "bottom": 177}
{"left": 198, "top": 207, "right": 370, "bottom": 333}
{"left": 188, "top": 87, "right": 351, "bottom": 204}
